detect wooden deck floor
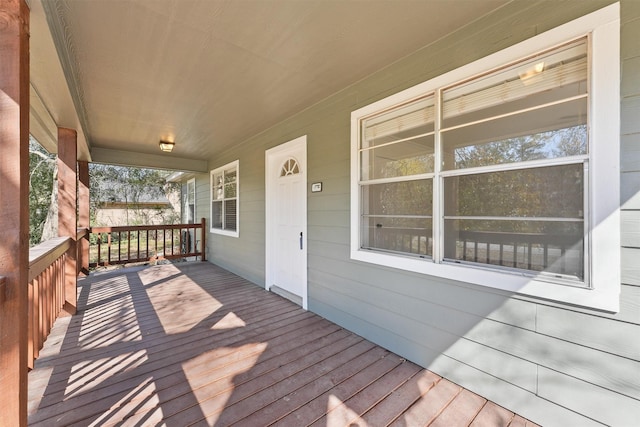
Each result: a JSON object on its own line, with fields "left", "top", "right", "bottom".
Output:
{"left": 28, "top": 262, "right": 538, "bottom": 427}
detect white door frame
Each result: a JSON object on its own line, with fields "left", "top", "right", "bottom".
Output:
{"left": 265, "top": 135, "right": 308, "bottom": 309}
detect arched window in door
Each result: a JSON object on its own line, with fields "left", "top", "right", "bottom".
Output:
{"left": 280, "top": 158, "right": 300, "bottom": 177}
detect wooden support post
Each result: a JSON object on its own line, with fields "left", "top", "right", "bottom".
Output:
{"left": 78, "top": 160, "right": 90, "bottom": 275}
{"left": 58, "top": 128, "right": 77, "bottom": 315}
{"left": 0, "top": 1, "right": 30, "bottom": 425}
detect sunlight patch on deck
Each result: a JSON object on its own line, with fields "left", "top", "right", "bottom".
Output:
{"left": 139, "top": 265, "right": 223, "bottom": 334}
{"left": 325, "top": 394, "right": 366, "bottom": 427}
{"left": 64, "top": 349, "right": 149, "bottom": 399}
{"left": 211, "top": 311, "right": 246, "bottom": 330}
{"left": 87, "top": 377, "right": 159, "bottom": 426}
{"left": 181, "top": 343, "right": 267, "bottom": 425}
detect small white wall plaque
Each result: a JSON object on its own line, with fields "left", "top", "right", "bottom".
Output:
{"left": 311, "top": 182, "right": 322, "bottom": 192}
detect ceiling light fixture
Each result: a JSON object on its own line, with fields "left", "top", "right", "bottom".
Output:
{"left": 159, "top": 140, "right": 175, "bottom": 152}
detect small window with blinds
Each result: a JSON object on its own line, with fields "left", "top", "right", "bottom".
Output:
{"left": 210, "top": 160, "right": 239, "bottom": 237}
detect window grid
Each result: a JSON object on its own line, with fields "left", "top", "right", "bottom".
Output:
{"left": 358, "top": 37, "right": 590, "bottom": 285}
{"left": 210, "top": 160, "right": 239, "bottom": 237}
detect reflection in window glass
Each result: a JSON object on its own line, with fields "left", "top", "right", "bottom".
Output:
{"left": 361, "top": 134, "right": 434, "bottom": 180}
{"left": 443, "top": 164, "right": 584, "bottom": 279}
{"left": 361, "top": 180, "right": 433, "bottom": 256}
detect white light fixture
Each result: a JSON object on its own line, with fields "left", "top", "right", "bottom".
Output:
{"left": 159, "top": 140, "right": 175, "bottom": 152}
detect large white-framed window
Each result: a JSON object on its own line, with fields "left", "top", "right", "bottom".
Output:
{"left": 350, "top": 4, "right": 620, "bottom": 311}
{"left": 210, "top": 160, "right": 239, "bottom": 237}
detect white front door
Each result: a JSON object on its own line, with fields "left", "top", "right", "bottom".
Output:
{"left": 266, "top": 136, "right": 307, "bottom": 309}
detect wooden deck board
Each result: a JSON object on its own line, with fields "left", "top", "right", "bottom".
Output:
{"left": 27, "top": 262, "right": 536, "bottom": 426}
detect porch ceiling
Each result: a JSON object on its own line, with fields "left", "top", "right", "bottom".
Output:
{"left": 31, "top": 0, "right": 508, "bottom": 171}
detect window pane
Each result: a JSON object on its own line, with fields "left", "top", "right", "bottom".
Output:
{"left": 362, "top": 96, "right": 434, "bottom": 148}
{"left": 361, "top": 134, "right": 434, "bottom": 180}
{"left": 443, "top": 163, "right": 584, "bottom": 279}
{"left": 212, "top": 201, "right": 223, "bottom": 228}
{"left": 443, "top": 164, "right": 584, "bottom": 219}
{"left": 442, "top": 38, "right": 587, "bottom": 128}
{"left": 442, "top": 99, "right": 587, "bottom": 170}
{"left": 225, "top": 200, "right": 237, "bottom": 231}
{"left": 212, "top": 173, "right": 223, "bottom": 201}
{"left": 225, "top": 182, "right": 237, "bottom": 198}
{"left": 362, "top": 216, "right": 432, "bottom": 256}
{"left": 362, "top": 180, "right": 433, "bottom": 217}
{"left": 443, "top": 219, "right": 583, "bottom": 279}
{"left": 361, "top": 180, "right": 432, "bottom": 256}
{"left": 225, "top": 169, "right": 237, "bottom": 184}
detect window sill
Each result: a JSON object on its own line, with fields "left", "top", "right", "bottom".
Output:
{"left": 210, "top": 228, "right": 239, "bottom": 238}
{"left": 350, "top": 248, "right": 619, "bottom": 313}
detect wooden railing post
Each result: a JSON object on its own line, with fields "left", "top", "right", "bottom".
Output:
{"left": 201, "top": 218, "right": 207, "bottom": 262}
{"left": 78, "top": 160, "right": 90, "bottom": 275}
{"left": 0, "top": 0, "right": 30, "bottom": 424}
{"left": 58, "top": 127, "right": 77, "bottom": 315}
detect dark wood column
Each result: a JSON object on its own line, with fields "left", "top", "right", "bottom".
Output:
{"left": 0, "top": 1, "right": 30, "bottom": 425}
{"left": 78, "top": 160, "right": 90, "bottom": 275}
{"left": 58, "top": 127, "right": 78, "bottom": 315}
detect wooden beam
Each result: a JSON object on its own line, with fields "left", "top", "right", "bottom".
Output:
{"left": 91, "top": 147, "right": 208, "bottom": 173}
{"left": 0, "top": 1, "right": 30, "bottom": 425}
{"left": 78, "top": 160, "right": 90, "bottom": 275}
{"left": 58, "top": 127, "right": 77, "bottom": 315}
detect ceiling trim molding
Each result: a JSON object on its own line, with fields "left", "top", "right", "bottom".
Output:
{"left": 91, "top": 147, "right": 208, "bottom": 173}
{"left": 40, "top": 0, "right": 92, "bottom": 147}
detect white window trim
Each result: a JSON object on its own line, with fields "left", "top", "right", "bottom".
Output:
{"left": 210, "top": 160, "right": 239, "bottom": 238}
{"left": 350, "top": 3, "right": 620, "bottom": 312}
{"left": 186, "top": 177, "right": 196, "bottom": 224}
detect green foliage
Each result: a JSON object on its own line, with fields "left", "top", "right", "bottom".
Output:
{"left": 90, "top": 164, "right": 180, "bottom": 226}
{"left": 29, "top": 138, "right": 56, "bottom": 246}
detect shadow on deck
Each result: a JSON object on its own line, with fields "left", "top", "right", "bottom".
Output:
{"left": 27, "top": 262, "right": 537, "bottom": 426}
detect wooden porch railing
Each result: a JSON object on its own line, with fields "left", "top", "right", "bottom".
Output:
{"left": 89, "top": 218, "right": 207, "bottom": 267}
{"left": 27, "top": 236, "right": 71, "bottom": 369}
{"left": 25, "top": 219, "right": 207, "bottom": 369}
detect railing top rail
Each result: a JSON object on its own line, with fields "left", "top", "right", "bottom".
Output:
{"left": 77, "top": 227, "right": 89, "bottom": 240}
{"left": 90, "top": 223, "right": 203, "bottom": 233}
{"left": 29, "top": 237, "right": 71, "bottom": 282}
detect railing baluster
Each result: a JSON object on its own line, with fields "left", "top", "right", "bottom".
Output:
{"left": 108, "top": 233, "right": 112, "bottom": 265}
{"left": 486, "top": 242, "right": 490, "bottom": 264}
{"left": 543, "top": 243, "right": 549, "bottom": 269}
{"left": 96, "top": 236, "right": 101, "bottom": 267}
